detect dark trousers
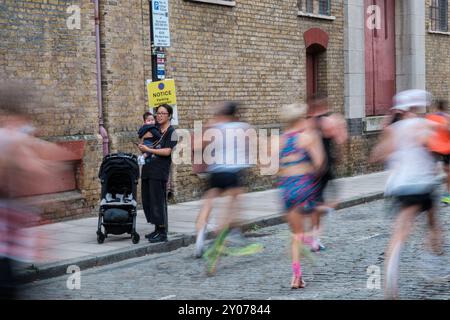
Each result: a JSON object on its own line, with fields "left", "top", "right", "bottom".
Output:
{"left": 141, "top": 178, "right": 168, "bottom": 233}
{"left": 0, "top": 257, "right": 17, "bottom": 300}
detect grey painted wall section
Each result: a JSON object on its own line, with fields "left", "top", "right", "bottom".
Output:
{"left": 395, "top": 0, "right": 426, "bottom": 91}
{"left": 344, "top": 0, "right": 366, "bottom": 119}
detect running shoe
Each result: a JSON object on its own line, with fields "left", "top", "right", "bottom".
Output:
{"left": 385, "top": 268, "right": 398, "bottom": 300}
{"left": 226, "top": 228, "right": 247, "bottom": 247}
{"left": 204, "top": 228, "right": 229, "bottom": 275}
{"left": 441, "top": 195, "right": 450, "bottom": 204}
{"left": 291, "top": 276, "right": 306, "bottom": 289}
{"left": 315, "top": 239, "right": 326, "bottom": 251}
{"left": 195, "top": 226, "right": 207, "bottom": 258}
{"left": 310, "top": 238, "right": 326, "bottom": 252}
{"left": 222, "top": 243, "right": 264, "bottom": 256}
{"left": 385, "top": 249, "right": 400, "bottom": 300}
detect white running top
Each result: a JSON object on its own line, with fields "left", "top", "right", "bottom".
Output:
{"left": 385, "top": 117, "right": 439, "bottom": 196}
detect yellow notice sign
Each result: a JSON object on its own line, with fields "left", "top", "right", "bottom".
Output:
{"left": 147, "top": 79, "right": 177, "bottom": 107}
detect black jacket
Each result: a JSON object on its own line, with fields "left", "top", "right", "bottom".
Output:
{"left": 138, "top": 125, "right": 161, "bottom": 140}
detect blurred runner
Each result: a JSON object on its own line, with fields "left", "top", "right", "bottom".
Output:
{"left": 277, "top": 103, "right": 325, "bottom": 289}
{"left": 426, "top": 99, "right": 450, "bottom": 204}
{"left": 307, "top": 96, "right": 348, "bottom": 252}
{"left": 193, "top": 102, "right": 262, "bottom": 274}
{"left": 0, "top": 82, "right": 73, "bottom": 299}
{"left": 370, "top": 89, "right": 444, "bottom": 299}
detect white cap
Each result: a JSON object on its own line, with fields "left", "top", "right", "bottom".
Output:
{"left": 392, "top": 89, "right": 432, "bottom": 112}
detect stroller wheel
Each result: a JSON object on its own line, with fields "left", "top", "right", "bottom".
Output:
{"left": 97, "top": 232, "right": 105, "bottom": 244}
{"left": 132, "top": 232, "right": 140, "bottom": 244}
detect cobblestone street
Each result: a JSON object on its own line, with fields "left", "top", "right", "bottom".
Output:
{"left": 21, "top": 199, "right": 450, "bottom": 300}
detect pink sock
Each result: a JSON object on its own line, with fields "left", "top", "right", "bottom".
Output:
{"left": 302, "top": 235, "right": 313, "bottom": 245}
{"left": 292, "top": 262, "right": 302, "bottom": 277}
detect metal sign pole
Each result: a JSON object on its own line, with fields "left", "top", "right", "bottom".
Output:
{"left": 149, "top": 0, "right": 159, "bottom": 82}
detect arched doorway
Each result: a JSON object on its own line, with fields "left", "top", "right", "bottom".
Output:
{"left": 304, "top": 28, "right": 329, "bottom": 100}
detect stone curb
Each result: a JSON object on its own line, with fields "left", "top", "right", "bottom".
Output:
{"left": 17, "top": 191, "right": 384, "bottom": 283}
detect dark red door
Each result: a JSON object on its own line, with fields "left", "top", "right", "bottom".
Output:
{"left": 306, "top": 53, "right": 317, "bottom": 100}
{"left": 365, "top": 0, "right": 396, "bottom": 116}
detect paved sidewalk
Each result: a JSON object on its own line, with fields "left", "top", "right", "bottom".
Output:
{"left": 16, "top": 171, "right": 389, "bottom": 282}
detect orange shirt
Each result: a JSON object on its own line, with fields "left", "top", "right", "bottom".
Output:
{"left": 426, "top": 113, "right": 450, "bottom": 155}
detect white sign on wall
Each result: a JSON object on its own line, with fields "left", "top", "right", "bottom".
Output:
{"left": 152, "top": 0, "right": 171, "bottom": 47}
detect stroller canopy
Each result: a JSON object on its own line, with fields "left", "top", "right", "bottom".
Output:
{"left": 99, "top": 153, "right": 139, "bottom": 180}
{"left": 98, "top": 153, "right": 139, "bottom": 199}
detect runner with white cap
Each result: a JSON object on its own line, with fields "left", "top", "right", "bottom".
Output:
{"left": 370, "top": 89, "right": 444, "bottom": 299}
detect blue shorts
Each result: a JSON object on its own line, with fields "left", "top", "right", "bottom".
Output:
{"left": 278, "top": 174, "right": 322, "bottom": 213}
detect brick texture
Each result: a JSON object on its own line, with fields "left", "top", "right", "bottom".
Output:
{"left": 2, "top": 0, "right": 448, "bottom": 221}
{"left": 1, "top": 0, "right": 103, "bottom": 223}
{"left": 425, "top": 0, "right": 450, "bottom": 103}
{"left": 167, "top": 0, "right": 345, "bottom": 200}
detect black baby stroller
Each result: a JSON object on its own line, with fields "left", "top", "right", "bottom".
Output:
{"left": 97, "top": 153, "right": 140, "bottom": 244}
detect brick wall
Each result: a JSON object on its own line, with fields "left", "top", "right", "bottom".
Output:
{"left": 4, "top": 0, "right": 447, "bottom": 221}
{"left": 0, "top": 0, "right": 98, "bottom": 136}
{"left": 98, "top": 0, "right": 148, "bottom": 140}
{"left": 167, "top": 0, "right": 346, "bottom": 200}
{"left": 1, "top": 0, "right": 103, "bottom": 223}
{"left": 425, "top": 0, "right": 450, "bottom": 103}
{"left": 0, "top": 0, "right": 362, "bottom": 213}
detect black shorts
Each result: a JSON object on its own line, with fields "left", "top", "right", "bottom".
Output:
{"left": 319, "top": 169, "right": 334, "bottom": 192}
{"left": 395, "top": 193, "right": 435, "bottom": 212}
{"left": 316, "top": 169, "right": 334, "bottom": 202}
{"left": 433, "top": 152, "right": 450, "bottom": 165}
{"left": 209, "top": 171, "right": 244, "bottom": 190}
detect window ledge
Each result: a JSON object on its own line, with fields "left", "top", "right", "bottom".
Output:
{"left": 428, "top": 29, "right": 450, "bottom": 36}
{"left": 298, "top": 11, "right": 336, "bottom": 21}
{"left": 185, "top": 0, "right": 236, "bottom": 6}
{"left": 363, "top": 115, "right": 389, "bottom": 132}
